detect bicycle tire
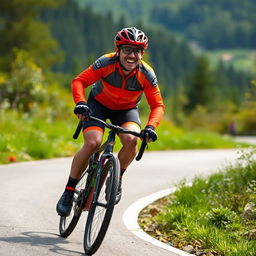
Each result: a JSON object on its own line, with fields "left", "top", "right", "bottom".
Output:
{"left": 83, "top": 156, "right": 120, "bottom": 255}
{"left": 59, "top": 170, "right": 89, "bottom": 238}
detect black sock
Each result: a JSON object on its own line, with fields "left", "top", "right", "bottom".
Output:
{"left": 65, "top": 176, "right": 79, "bottom": 192}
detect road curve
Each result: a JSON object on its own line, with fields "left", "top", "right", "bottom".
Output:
{"left": 0, "top": 149, "right": 242, "bottom": 256}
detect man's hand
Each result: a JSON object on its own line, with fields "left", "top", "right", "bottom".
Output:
{"left": 74, "top": 101, "right": 92, "bottom": 121}
{"left": 140, "top": 125, "right": 157, "bottom": 142}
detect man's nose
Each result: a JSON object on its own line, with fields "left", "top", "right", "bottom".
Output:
{"left": 128, "top": 51, "right": 136, "bottom": 57}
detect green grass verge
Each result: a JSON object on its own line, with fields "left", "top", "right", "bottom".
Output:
{"left": 139, "top": 148, "right": 256, "bottom": 256}
{"left": 0, "top": 111, "right": 248, "bottom": 164}
{"left": 205, "top": 49, "right": 255, "bottom": 72}
{"left": 0, "top": 110, "right": 83, "bottom": 164}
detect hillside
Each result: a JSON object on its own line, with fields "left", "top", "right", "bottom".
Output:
{"left": 76, "top": 0, "right": 256, "bottom": 50}
{"left": 151, "top": 0, "right": 256, "bottom": 49}
{"left": 76, "top": 0, "right": 169, "bottom": 23}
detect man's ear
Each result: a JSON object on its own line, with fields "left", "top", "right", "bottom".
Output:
{"left": 115, "top": 47, "right": 119, "bottom": 56}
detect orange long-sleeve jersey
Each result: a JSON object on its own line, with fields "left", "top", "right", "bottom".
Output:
{"left": 72, "top": 52, "right": 165, "bottom": 128}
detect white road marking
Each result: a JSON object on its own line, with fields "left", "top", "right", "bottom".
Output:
{"left": 123, "top": 188, "right": 193, "bottom": 256}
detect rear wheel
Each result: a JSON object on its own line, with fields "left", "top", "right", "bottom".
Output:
{"left": 59, "top": 170, "right": 89, "bottom": 238}
{"left": 83, "top": 156, "right": 120, "bottom": 255}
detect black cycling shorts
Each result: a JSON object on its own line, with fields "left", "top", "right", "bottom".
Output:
{"left": 83, "top": 93, "right": 141, "bottom": 132}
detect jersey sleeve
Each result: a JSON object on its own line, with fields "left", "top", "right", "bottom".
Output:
{"left": 139, "top": 62, "right": 165, "bottom": 128}
{"left": 72, "top": 53, "right": 115, "bottom": 104}
{"left": 71, "top": 53, "right": 118, "bottom": 104}
{"left": 71, "top": 65, "right": 102, "bottom": 104}
{"left": 144, "top": 82, "right": 165, "bottom": 128}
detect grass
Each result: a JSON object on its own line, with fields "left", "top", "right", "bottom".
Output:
{"left": 149, "top": 120, "right": 248, "bottom": 150}
{"left": 0, "top": 110, "right": 248, "bottom": 164}
{"left": 0, "top": 110, "right": 83, "bottom": 164}
{"left": 139, "top": 148, "right": 256, "bottom": 256}
{"left": 205, "top": 49, "right": 255, "bottom": 73}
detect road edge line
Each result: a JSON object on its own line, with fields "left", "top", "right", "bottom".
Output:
{"left": 123, "top": 188, "right": 193, "bottom": 256}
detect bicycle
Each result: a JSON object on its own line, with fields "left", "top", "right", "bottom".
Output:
{"left": 58, "top": 116, "right": 148, "bottom": 255}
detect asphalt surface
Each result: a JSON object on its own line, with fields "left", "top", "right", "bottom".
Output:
{"left": 0, "top": 148, "right": 246, "bottom": 256}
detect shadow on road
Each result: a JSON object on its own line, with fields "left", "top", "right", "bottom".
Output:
{"left": 0, "top": 231, "right": 84, "bottom": 256}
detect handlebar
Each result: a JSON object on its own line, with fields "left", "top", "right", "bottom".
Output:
{"left": 73, "top": 116, "right": 148, "bottom": 161}
{"left": 73, "top": 120, "right": 83, "bottom": 140}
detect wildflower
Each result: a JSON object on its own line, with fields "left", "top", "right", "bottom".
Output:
{"left": 8, "top": 155, "right": 17, "bottom": 162}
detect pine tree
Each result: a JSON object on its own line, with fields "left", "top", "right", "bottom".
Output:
{"left": 185, "top": 56, "right": 214, "bottom": 112}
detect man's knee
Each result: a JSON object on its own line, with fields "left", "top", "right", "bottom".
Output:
{"left": 85, "top": 138, "right": 101, "bottom": 151}
{"left": 122, "top": 135, "right": 138, "bottom": 148}
{"left": 83, "top": 130, "right": 103, "bottom": 151}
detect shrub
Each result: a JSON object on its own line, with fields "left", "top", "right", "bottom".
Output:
{"left": 205, "top": 207, "right": 237, "bottom": 229}
{"left": 0, "top": 49, "right": 47, "bottom": 112}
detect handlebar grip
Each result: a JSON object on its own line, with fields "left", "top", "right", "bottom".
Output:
{"left": 73, "top": 121, "right": 83, "bottom": 139}
{"left": 136, "top": 139, "right": 147, "bottom": 161}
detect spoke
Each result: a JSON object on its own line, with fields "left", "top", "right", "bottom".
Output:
{"left": 90, "top": 210, "right": 105, "bottom": 242}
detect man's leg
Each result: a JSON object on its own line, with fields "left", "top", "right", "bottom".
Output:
{"left": 118, "top": 122, "right": 140, "bottom": 169}
{"left": 70, "top": 129, "right": 103, "bottom": 179}
{"left": 114, "top": 122, "right": 140, "bottom": 204}
{"left": 56, "top": 129, "right": 103, "bottom": 216}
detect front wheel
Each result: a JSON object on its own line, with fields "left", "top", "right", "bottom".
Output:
{"left": 83, "top": 156, "right": 120, "bottom": 255}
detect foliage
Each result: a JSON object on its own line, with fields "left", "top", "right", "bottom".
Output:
{"left": 41, "top": 1, "right": 117, "bottom": 73}
{"left": 146, "top": 27, "right": 197, "bottom": 94}
{"left": 139, "top": 147, "right": 256, "bottom": 256}
{"left": 0, "top": 0, "right": 64, "bottom": 71}
{"left": 185, "top": 56, "right": 215, "bottom": 112}
{"left": 170, "top": 83, "right": 188, "bottom": 126}
{"left": 206, "top": 49, "right": 255, "bottom": 73}
{"left": 75, "top": 0, "right": 165, "bottom": 23}
{"left": 0, "top": 49, "right": 48, "bottom": 111}
{"left": 77, "top": 1, "right": 256, "bottom": 51}
{"left": 1, "top": 111, "right": 248, "bottom": 164}
{"left": 182, "top": 79, "right": 256, "bottom": 135}
{"left": 213, "top": 60, "right": 251, "bottom": 105}
{"left": 185, "top": 100, "right": 238, "bottom": 134}
{"left": 238, "top": 81, "right": 256, "bottom": 134}
{"left": 0, "top": 108, "right": 80, "bottom": 164}
{"left": 151, "top": 0, "right": 256, "bottom": 49}
{"left": 205, "top": 207, "right": 238, "bottom": 229}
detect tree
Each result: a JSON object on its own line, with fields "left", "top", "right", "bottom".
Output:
{"left": 238, "top": 81, "right": 256, "bottom": 134}
{"left": 0, "top": 49, "right": 47, "bottom": 111}
{"left": 0, "top": 0, "right": 64, "bottom": 71}
{"left": 185, "top": 56, "right": 214, "bottom": 112}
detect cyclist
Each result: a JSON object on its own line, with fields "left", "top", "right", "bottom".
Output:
{"left": 56, "top": 27, "right": 165, "bottom": 216}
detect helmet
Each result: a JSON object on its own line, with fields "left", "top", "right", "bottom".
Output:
{"left": 114, "top": 27, "right": 148, "bottom": 49}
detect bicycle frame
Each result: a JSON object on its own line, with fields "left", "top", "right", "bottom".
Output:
{"left": 82, "top": 128, "right": 118, "bottom": 211}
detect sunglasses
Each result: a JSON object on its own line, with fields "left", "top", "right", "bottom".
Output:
{"left": 120, "top": 46, "right": 143, "bottom": 55}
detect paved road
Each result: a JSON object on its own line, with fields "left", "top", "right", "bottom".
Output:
{"left": 0, "top": 149, "right": 245, "bottom": 256}
{"left": 235, "top": 136, "right": 256, "bottom": 145}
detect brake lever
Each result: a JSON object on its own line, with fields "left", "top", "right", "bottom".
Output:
{"left": 135, "top": 138, "right": 148, "bottom": 161}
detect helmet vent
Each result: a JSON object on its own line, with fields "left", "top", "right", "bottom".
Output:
{"left": 121, "top": 31, "right": 129, "bottom": 40}
{"left": 114, "top": 27, "right": 148, "bottom": 49}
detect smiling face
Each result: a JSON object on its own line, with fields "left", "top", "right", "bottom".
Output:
{"left": 117, "top": 45, "right": 144, "bottom": 75}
